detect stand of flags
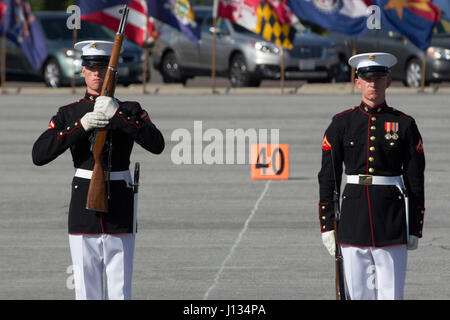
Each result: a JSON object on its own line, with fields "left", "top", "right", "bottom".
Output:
{"left": 0, "top": 0, "right": 47, "bottom": 71}
{"left": 286, "top": 0, "right": 441, "bottom": 51}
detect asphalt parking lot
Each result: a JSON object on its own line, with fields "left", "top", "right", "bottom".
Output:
{"left": 0, "top": 86, "right": 449, "bottom": 301}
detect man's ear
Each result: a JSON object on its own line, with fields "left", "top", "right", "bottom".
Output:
{"left": 386, "top": 77, "right": 392, "bottom": 88}
{"left": 355, "top": 77, "right": 362, "bottom": 89}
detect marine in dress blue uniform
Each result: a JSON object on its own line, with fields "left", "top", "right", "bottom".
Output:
{"left": 318, "top": 53, "right": 425, "bottom": 300}
{"left": 32, "top": 40, "right": 164, "bottom": 299}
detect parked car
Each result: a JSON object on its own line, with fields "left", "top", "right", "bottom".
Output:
{"left": 328, "top": 19, "right": 450, "bottom": 87}
{"left": 0, "top": 11, "right": 149, "bottom": 87}
{"left": 153, "top": 6, "right": 340, "bottom": 87}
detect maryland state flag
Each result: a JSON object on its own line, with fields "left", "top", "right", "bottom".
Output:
{"left": 255, "top": 1, "right": 296, "bottom": 49}
{"left": 217, "top": 0, "right": 298, "bottom": 49}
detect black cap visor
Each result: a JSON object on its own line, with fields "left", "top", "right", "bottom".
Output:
{"left": 81, "top": 55, "right": 110, "bottom": 67}
{"left": 356, "top": 66, "right": 390, "bottom": 78}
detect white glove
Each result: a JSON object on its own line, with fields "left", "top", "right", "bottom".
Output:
{"left": 322, "top": 231, "right": 336, "bottom": 256}
{"left": 94, "top": 96, "right": 119, "bottom": 120}
{"left": 80, "top": 112, "right": 109, "bottom": 132}
{"left": 407, "top": 235, "right": 419, "bottom": 250}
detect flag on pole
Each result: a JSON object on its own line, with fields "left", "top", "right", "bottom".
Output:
{"left": 218, "top": 0, "right": 298, "bottom": 49}
{"left": 287, "top": 0, "right": 441, "bottom": 50}
{"left": 78, "top": 0, "right": 159, "bottom": 47}
{"left": 147, "top": 0, "right": 200, "bottom": 43}
{"left": 286, "top": 0, "right": 370, "bottom": 36}
{"left": 372, "top": 0, "right": 441, "bottom": 50}
{"left": 0, "top": 0, "right": 48, "bottom": 71}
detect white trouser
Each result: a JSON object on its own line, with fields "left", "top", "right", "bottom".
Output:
{"left": 341, "top": 245, "right": 407, "bottom": 300}
{"left": 69, "top": 234, "right": 135, "bottom": 300}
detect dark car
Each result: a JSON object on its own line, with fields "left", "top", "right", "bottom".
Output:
{"left": 0, "top": 11, "right": 149, "bottom": 87}
{"left": 328, "top": 19, "right": 450, "bottom": 87}
{"left": 153, "top": 6, "right": 339, "bottom": 87}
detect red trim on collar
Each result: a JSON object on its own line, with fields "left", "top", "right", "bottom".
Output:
{"left": 335, "top": 106, "right": 358, "bottom": 118}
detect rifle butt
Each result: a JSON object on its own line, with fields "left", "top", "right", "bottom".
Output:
{"left": 86, "top": 129, "right": 109, "bottom": 212}
{"left": 86, "top": 161, "right": 108, "bottom": 212}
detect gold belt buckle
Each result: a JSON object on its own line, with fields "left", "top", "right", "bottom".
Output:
{"left": 358, "top": 174, "right": 373, "bottom": 185}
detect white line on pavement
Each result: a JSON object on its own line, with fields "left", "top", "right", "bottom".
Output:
{"left": 203, "top": 180, "right": 272, "bottom": 300}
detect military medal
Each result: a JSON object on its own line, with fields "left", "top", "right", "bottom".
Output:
{"left": 384, "top": 122, "right": 399, "bottom": 140}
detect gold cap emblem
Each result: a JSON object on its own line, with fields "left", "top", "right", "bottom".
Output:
{"left": 90, "top": 42, "right": 98, "bottom": 49}
{"left": 369, "top": 55, "right": 376, "bottom": 61}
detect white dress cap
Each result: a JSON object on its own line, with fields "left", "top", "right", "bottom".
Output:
{"left": 74, "top": 40, "right": 114, "bottom": 57}
{"left": 348, "top": 52, "right": 397, "bottom": 70}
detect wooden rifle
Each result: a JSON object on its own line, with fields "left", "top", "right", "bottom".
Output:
{"left": 330, "top": 148, "right": 347, "bottom": 300}
{"left": 85, "top": 5, "right": 129, "bottom": 212}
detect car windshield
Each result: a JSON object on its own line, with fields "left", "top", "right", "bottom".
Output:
{"left": 231, "top": 22, "right": 254, "bottom": 35}
{"left": 39, "top": 18, "right": 115, "bottom": 41}
{"left": 293, "top": 22, "right": 309, "bottom": 34}
{"left": 433, "top": 19, "right": 450, "bottom": 36}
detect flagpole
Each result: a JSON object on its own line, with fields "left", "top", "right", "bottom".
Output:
{"left": 280, "top": 46, "right": 285, "bottom": 94}
{"left": 350, "top": 37, "right": 356, "bottom": 94}
{"left": 1, "top": 35, "right": 6, "bottom": 94}
{"left": 212, "top": 0, "right": 219, "bottom": 94}
{"left": 71, "top": 28, "right": 77, "bottom": 94}
{"left": 419, "top": 51, "right": 426, "bottom": 93}
{"left": 212, "top": 16, "right": 217, "bottom": 94}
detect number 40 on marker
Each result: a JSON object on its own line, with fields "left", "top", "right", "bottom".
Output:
{"left": 251, "top": 144, "right": 289, "bottom": 180}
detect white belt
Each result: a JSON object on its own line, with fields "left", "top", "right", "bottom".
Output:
{"left": 346, "top": 174, "right": 410, "bottom": 242}
{"left": 74, "top": 168, "right": 132, "bottom": 186}
{"left": 346, "top": 175, "right": 403, "bottom": 187}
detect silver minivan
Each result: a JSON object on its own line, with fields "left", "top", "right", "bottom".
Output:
{"left": 152, "top": 6, "right": 340, "bottom": 87}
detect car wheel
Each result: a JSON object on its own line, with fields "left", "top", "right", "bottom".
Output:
{"left": 161, "top": 51, "right": 186, "bottom": 84}
{"left": 229, "top": 53, "right": 252, "bottom": 87}
{"left": 43, "top": 59, "right": 62, "bottom": 88}
{"left": 405, "top": 58, "right": 422, "bottom": 88}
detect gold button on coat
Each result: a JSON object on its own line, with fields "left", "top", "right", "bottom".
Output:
{"left": 369, "top": 157, "right": 374, "bottom": 162}
{"left": 370, "top": 146, "right": 375, "bottom": 151}
{"left": 370, "top": 136, "right": 376, "bottom": 141}
{"left": 369, "top": 168, "right": 374, "bottom": 173}
{"left": 371, "top": 117, "right": 376, "bottom": 121}
{"left": 370, "top": 126, "right": 376, "bottom": 130}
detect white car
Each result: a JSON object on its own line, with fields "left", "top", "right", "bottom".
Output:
{"left": 152, "top": 6, "right": 340, "bottom": 87}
